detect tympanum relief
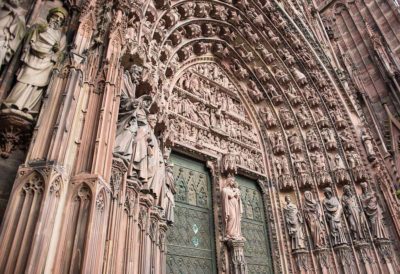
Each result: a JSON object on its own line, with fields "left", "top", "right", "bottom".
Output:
{"left": 167, "top": 63, "right": 264, "bottom": 174}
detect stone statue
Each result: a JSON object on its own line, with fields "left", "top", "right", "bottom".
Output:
{"left": 0, "top": 0, "right": 26, "bottom": 69}
{"left": 163, "top": 163, "right": 176, "bottom": 225}
{"left": 222, "top": 176, "right": 243, "bottom": 240}
{"left": 303, "top": 191, "right": 326, "bottom": 248}
{"left": 361, "top": 129, "right": 376, "bottom": 161}
{"left": 360, "top": 182, "right": 388, "bottom": 239}
{"left": 3, "top": 7, "right": 68, "bottom": 115}
{"left": 341, "top": 185, "right": 365, "bottom": 240}
{"left": 283, "top": 196, "right": 306, "bottom": 250}
{"left": 322, "top": 187, "right": 347, "bottom": 245}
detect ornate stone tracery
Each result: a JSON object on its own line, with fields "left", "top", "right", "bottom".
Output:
{"left": 0, "top": 0, "right": 398, "bottom": 273}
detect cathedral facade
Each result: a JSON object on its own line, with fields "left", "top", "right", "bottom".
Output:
{"left": 0, "top": 0, "right": 399, "bottom": 273}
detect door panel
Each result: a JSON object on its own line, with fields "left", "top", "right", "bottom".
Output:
{"left": 166, "top": 154, "right": 217, "bottom": 274}
{"left": 237, "top": 176, "right": 273, "bottom": 274}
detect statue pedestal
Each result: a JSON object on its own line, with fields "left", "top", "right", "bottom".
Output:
{"left": 0, "top": 108, "right": 33, "bottom": 158}
{"left": 225, "top": 238, "right": 248, "bottom": 274}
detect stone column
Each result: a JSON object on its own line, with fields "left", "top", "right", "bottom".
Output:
{"left": 226, "top": 238, "right": 248, "bottom": 274}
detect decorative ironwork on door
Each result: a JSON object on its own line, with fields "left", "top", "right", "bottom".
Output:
{"left": 238, "top": 176, "right": 273, "bottom": 274}
{"left": 166, "top": 154, "right": 217, "bottom": 274}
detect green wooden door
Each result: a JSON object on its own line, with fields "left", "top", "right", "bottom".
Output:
{"left": 166, "top": 154, "right": 217, "bottom": 274}
{"left": 237, "top": 176, "right": 273, "bottom": 274}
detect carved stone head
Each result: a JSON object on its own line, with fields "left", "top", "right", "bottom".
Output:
{"left": 47, "top": 7, "right": 68, "bottom": 30}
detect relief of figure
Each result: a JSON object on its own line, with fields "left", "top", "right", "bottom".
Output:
{"left": 3, "top": 7, "right": 68, "bottom": 116}
{"left": 310, "top": 153, "right": 331, "bottom": 187}
{"left": 247, "top": 79, "right": 263, "bottom": 103}
{"left": 340, "top": 131, "right": 355, "bottom": 151}
{"left": 274, "top": 155, "right": 293, "bottom": 190}
{"left": 341, "top": 185, "right": 365, "bottom": 240}
{"left": 303, "top": 191, "right": 326, "bottom": 248}
{"left": 286, "top": 84, "right": 301, "bottom": 106}
{"left": 360, "top": 182, "right": 388, "bottom": 239}
{"left": 291, "top": 67, "right": 307, "bottom": 86}
{"left": 283, "top": 196, "right": 306, "bottom": 250}
{"left": 321, "top": 128, "right": 337, "bottom": 150}
{"left": 222, "top": 176, "right": 243, "bottom": 240}
{"left": 288, "top": 131, "right": 301, "bottom": 153}
{"left": 297, "top": 105, "right": 311, "bottom": 128}
{"left": 361, "top": 129, "right": 376, "bottom": 161}
{"left": 271, "top": 131, "right": 284, "bottom": 154}
{"left": 279, "top": 107, "right": 294, "bottom": 128}
{"left": 331, "top": 154, "right": 350, "bottom": 184}
{"left": 322, "top": 187, "right": 347, "bottom": 246}
{"left": 163, "top": 163, "right": 176, "bottom": 225}
{"left": 259, "top": 105, "right": 277, "bottom": 128}
{"left": 306, "top": 129, "right": 320, "bottom": 151}
{"left": 0, "top": 0, "right": 26, "bottom": 69}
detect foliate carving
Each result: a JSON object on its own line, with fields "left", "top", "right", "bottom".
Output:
{"left": 22, "top": 173, "right": 44, "bottom": 195}
{"left": 96, "top": 191, "right": 105, "bottom": 212}
{"left": 303, "top": 191, "right": 327, "bottom": 248}
{"left": 125, "top": 188, "right": 136, "bottom": 217}
{"left": 341, "top": 185, "right": 366, "bottom": 241}
{"left": 49, "top": 176, "right": 62, "bottom": 197}
{"left": 0, "top": 0, "right": 27, "bottom": 69}
{"left": 360, "top": 182, "right": 388, "bottom": 239}
{"left": 322, "top": 187, "right": 347, "bottom": 246}
{"left": 283, "top": 196, "right": 306, "bottom": 250}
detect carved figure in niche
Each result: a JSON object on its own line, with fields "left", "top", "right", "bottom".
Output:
{"left": 235, "top": 43, "right": 254, "bottom": 62}
{"left": 310, "top": 153, "right": 331, "bottom": 187}
{"left": 264, "top": 27, "right": 281, "bottom": 46}
{"left": 274, "top": 155, "right": 293, "bottom": 190}
{"left": 256, "top": 43, "right": 274, "bottom": 63}
{"left": 265, "top": 82, "right": 279, "bottom": 98}
{"left": 274, "top": 67, "right": 289, "bottom": 84}
{"left": 299, "top": 48, "right": 316, "bottom": 68}
{"left": 231, "top": 59, "right": 248, "bottom": 80}
{"left": 228, "top": 10, "right": 241, "bottom": 25}
{"left": 247, "top": 79, "right": 263, "bottom": 103}
{"left": 311, "top": 69, "right": 326, "bottom": 88}
{"left": 3, "top": 7, "right": 68, "bottom": 115}
{"left": 314, "top": 107, "right": 328, "bottom": 128}
{"left": 180, "top": 97, "right": 199, "bottom": 122}
{"left": 291, "top": 154, "right": 312, "bottom": 189}
{"left": 341, "top": 185, "right": 365, "bottom": 241}
{"left": 286, "top": 84, "right": 301, "bottom": 106}
{"left": 291, "top": 67, "right": 307, "bottom": 86}
{"left": 303, "top": 191, "right": 326, "bottom": 248}
{"left": 283, "top": 196, "right": 306, "bottom": 250}
{"left": 306, "top": 129, "right": 320, "bottom": 151}
{"left": 278, "top": 48, "right": 295, "bottom": 65}
{"left": 321, "top": 128, "right": 336, "bottom": 150}
{"left": 253, "top": 66, "right": 270, "bottom": 83}
{"left": 0, "top": 0, "right": 26, "bottom": 69}
{"left": 322, "top": 187, "right": 347, "bottom": 246}
{"left": 340, "top": 131, "right": 355, "bottom": 151}
{"left": 360, "top": 182, "right": 388, "bottom": 239}
{"left": 248, "top": 7, "right": 266, "bottom": 28}
{"left": 163, "top": 163, "right": 176, "bottom": 224}
{"left": 271, "top": 12, "right": 287, "bottom": 30}
{"left": 213, "top": 42, "right": 229, "bottom": 58}
{"left": 195, "top": 2, "right": 211, "bottom": 18}
{"left": 271, "top": 131, "right": 284, "bottom": 155}
{"left": 331, "top": 154, "right": 350, "bottom": 184}
{"left": 132, "top": 97, "right": 153, "bottom": 181}
{"left": 331, "top": 108, "right": 346, "bottom": 129}
{"left": 361, "top": 129, "right": 376, "bottom": 161}
{"left": 259, "top": 106, "right": 277, "bottom": 128}
{"left": 288, "top": 131, "right": 301, "bottom": 153}
{"left": 346, "top": 151, "right": 366, "bottom": 182}
{"left": 222, "top": 176, "right": 243, "bottom": 240}
{"left": 297, "top": 105, "right": 311, "bottom": 128}
{"left": 114, "top": 98, "right": 139, "bottom": 161}
{"left": 243, "top": 22, "right": 259, "bottom": 44}
{"left": 287, "top": 31, "right": 302, "bottom": 49}
{"left": 279, "top": 107, "right": 294, "bottom": 128}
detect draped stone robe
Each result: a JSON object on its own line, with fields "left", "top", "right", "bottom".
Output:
{"left": 0, "top": 2, "right": 26, "bottom": 68}
{"left": 323, "top": 195, "right": 347, "bottom": 245}
{"left": 5, "top": 22, "right": 66, "bottom": 112}
{"left": 284, "top": 201, "right": 305, "bottom": 250}
{"left": 222, "top": 184, "right": 243, "bottom": 239}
